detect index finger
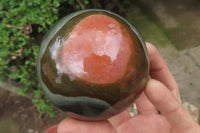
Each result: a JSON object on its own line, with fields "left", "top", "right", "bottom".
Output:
{"left": 146, "top": 42, "right": 180, "bottom": 101}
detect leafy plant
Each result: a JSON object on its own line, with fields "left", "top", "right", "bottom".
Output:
{"left": 0, "top": 0, "right": 61, "bottom": 117}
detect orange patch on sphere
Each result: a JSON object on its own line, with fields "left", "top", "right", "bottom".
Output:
{"left": 61, "top": 15, "right": 135, "bottom": 84}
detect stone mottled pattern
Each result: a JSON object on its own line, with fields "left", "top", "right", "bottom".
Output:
{"left": 37, "top": 9, "right": 149, "bottom": 120}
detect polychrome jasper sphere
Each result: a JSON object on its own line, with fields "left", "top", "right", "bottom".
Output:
{"left": 37, "top": 9, "right": 149, "bottom": 121}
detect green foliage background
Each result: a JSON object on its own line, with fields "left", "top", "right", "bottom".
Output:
{"left": 0, "top": 0, "right": 102, "bottom": 117}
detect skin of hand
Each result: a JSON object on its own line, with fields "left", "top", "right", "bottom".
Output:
{"left": 57, "top": 42, "right": 200, "bottom": 133}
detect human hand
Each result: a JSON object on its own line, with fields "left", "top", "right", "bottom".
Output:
{"left": 56, "top": 43, "right": 200, "bottom": 133}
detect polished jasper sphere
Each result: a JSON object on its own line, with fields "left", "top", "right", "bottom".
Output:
{"left": 37, "top": 9, "right": 149, "bottom": 121}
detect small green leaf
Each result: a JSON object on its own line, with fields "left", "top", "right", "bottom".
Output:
{"left": 0, "top": 48, "right": 9, "bottom": 57}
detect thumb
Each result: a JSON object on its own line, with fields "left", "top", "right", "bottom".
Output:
{"left": 145, "top": 79, "right": 200, "bottom": 133}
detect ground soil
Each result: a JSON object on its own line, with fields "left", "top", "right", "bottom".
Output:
{"left": 0, "top": 88, "right": 66, "bottom": 133}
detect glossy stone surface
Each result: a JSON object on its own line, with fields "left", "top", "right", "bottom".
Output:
{"left": 37, "top": 9, "right": 149, "bottom": 121}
